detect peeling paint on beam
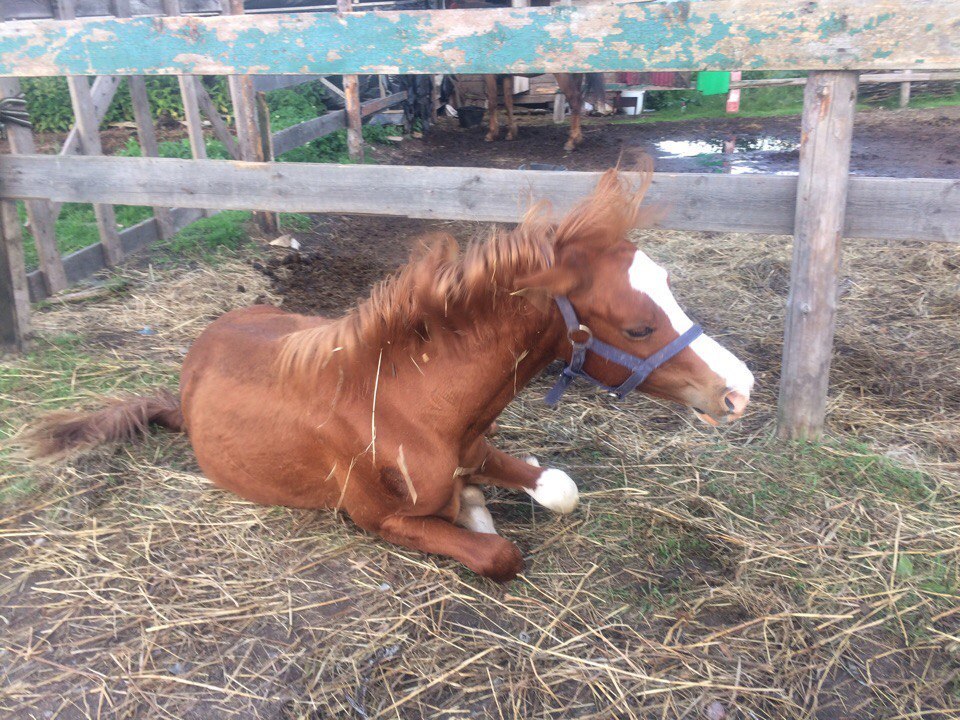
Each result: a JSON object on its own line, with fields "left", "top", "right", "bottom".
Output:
{"left": 2, "top": 1, "right": 959, "bottom": 77}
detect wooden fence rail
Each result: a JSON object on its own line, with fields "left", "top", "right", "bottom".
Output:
{"left": 3, "top": 155, "right": 957, "bottom": 240}
{"left": 2, "top": 2, "right": 959, "bottom": 77}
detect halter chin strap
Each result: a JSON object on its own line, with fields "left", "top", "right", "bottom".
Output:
{"left": 545, "top": 296, "right": 703, "bottom": 406}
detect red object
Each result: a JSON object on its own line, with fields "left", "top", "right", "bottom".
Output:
{"left": 726, "top": 88, "right": 741, "bottom": 113}
{"left": 647, "top": 72, "right": 678, "bottom": 88}
{"left": 617, "top": 72, "right": 643, "bottom": 85}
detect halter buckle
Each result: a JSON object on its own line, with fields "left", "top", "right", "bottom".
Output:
{"left": 567, "top": 324, "right": 592, "bottom": 347}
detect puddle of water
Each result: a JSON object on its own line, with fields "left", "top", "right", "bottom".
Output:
{"left": 655, "top": 137, "right": 798, "bottom": 158}
{"left": 655, "top": 136, "right": 800, "bottom": 175}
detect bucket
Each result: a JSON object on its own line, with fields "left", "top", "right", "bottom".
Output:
{"left": 619, "top": 89, "right": 645, "bottom": 116}
{"left": 457, "top": 106, "right": 485, "bottom": 128}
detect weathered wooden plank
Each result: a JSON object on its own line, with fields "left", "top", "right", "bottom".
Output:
{"left": 59, "top": 74, "right": 121, "bottom": 156}
{"left": 254, "top": 90, "right": 279, "bottom": 234}
{"left": 778, "top": 72, "right": 859, "bottom": 441}
{"left": 3, "top": 1, "right": 959, "bottom": 77}
{"left": 219, "top": 0, "right": 273, "bottom": 233}
{"left": 114, "top": 0, "right": 176, "bottom": 240}
{"left": 0, "top": 75, "right": 68, "bottom": 294}
{"left": 272, "top": 108, "right": 346, "bottom": 156}
{"left": 57, "top": 0, "right": 124, "bottom": 266}
{"left": 47, "top": 73, "right": 122, "bottom": 222}
{"left": 337, "top": 0, "right": 363, "bottom": 162}
{"left": 3, "top": 156, "right": 958, "bottom": 242}
{"left": 271, "top": 91, "right": 406, "bottom": 156}
{"left": 24, "top": 206, "right": 204, "bottom": 302}
{"left": 0, "top": 200, "right": 31, "bottom": 350}
{"left": 5, "top": 0, "right": 220, "bottom": 20}
{"left": 359, "top": 90, "right": 406, "bottom": 117}
{"left": 193, "top": 80, "right": 240, "bottom": 160}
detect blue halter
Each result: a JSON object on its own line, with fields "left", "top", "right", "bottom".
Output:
{"left": 545, "top": 296, "right": 703, "bottom": 406}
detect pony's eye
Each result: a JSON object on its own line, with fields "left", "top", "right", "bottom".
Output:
{"left": 624, "top": 326, "right": 654, "bottom": 340}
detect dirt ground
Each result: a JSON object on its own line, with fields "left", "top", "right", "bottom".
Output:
{"left": 369, "top": 105, "right": 960, "bottom": 179}
{"left": 2, "top": 106, "right": 960, "bottom": 719}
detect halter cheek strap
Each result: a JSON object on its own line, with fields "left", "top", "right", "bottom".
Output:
{"left": 545, "top": 296, "right": 703, "bottom": 406}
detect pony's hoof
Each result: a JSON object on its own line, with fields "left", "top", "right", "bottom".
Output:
{"left": 563, "top": 141, "right": 577, "bottom": 152}
{"left": 484, "top": 133, "right": 497, "bottom": 143}
{"left": 506, "top": 129, "right": 518, "bottom": 141}
{"left": 525, "top": 468, "right": 579, "bottom": 514}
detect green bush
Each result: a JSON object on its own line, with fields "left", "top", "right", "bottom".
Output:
{"left": 21, "top": 76, "right": 233, "bottom": 133}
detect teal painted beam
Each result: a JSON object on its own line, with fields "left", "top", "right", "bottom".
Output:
{"left": 1, "top": 1, "right": 958, "bottom": 77}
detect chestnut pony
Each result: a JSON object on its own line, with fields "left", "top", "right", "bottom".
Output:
{"left": 22, "top": 169, "right": 753, "bottom": 581}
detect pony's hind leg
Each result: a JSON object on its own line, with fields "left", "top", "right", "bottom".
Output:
{"left": 468, "top": 443, "right": 579, "bottom": 515}
{"left": 484, "top": 74, "right": 500, "bottom": 142}
{"left": 378, "top": 514, "right": 522, "bottom": 581}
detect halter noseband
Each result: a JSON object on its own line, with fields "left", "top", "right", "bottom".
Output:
{"left": 545, "top": 296, "right": 703, "bottom": 406}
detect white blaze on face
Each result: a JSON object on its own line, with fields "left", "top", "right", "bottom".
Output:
{"left": 627, "top": 250, "right": 754, "bottom": 398}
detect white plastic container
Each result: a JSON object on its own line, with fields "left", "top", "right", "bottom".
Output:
{"left": 619, "top": 89, "right": 645, "bottom": 115}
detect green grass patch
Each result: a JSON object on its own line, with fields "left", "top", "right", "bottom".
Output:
{"left": 278, "top": 124, "right": 402, "bottom": 164}
{"left": 279, "top": 213, "right": 315, "bottom": 232}
{"left": 158, "top": 211, "right": 252, "bottom": 264}
{"left": 0, "top": 332, "right": 178, "bottom": 434}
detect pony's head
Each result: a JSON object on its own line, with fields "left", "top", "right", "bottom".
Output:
{"left": 516, "top": 168, "right": 754, "bottom": 424}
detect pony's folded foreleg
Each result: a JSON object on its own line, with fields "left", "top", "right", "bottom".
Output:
{"left": 377, "top": 514, "right": 522, "bottom": 581}
{"left": 468, "top": 443, "right": 579, "bottom": 515}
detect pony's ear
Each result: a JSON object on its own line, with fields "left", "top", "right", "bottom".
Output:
{"left": 513, "top": 265, "right": 581, "bottom": 297}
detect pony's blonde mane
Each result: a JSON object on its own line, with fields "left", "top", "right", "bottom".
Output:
{"left": 277, "top": 166, "right": 655, "bottom": 382}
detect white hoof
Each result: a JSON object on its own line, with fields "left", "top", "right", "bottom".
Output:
{"left": 525, "top": 468, "right": 579, "bottom": 514}
{"left": 456, "top": 486, "right": 498, "bottom": 535}
{"left": 524, "top": 456, "right": 540, "bottom": 467}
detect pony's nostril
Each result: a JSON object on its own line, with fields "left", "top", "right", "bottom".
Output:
{"left": 724, "top": 391, "right": 749, "bottom": 416}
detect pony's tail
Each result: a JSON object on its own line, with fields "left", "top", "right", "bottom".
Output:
{"left": 15, "top": 389, "right": 184, "bottom": 463}
{"left": 584, "top": 72, "right": 606, "bottom": 108}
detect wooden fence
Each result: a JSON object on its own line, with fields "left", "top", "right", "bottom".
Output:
{"left": 1, "top": 0, "right": 959, "bottom": 440}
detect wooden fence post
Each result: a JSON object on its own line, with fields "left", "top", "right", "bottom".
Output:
{"left": 0, "top": 201, "right": 31, "bottom": 351}
{"left": 777, "top": 71, "right": 858, "bottom": 440}
{"left": 164, "top": 0, "right": 216, "bottom": 218}
{"left": 220, "top": 0, "right": 277, "bottom": 233}
{"left": 113, "top": 0, "right": 176, "bottom": 239}
{"left": 56, "top": 0, "right": 123, "bottom": 267}
{"left": 0, "top": 75, "right": 67, "bottom": 294}
{"left": 255, "top": 91, "right": 279, "bottom": 235}
{"left": 899, "top": 69, "right": 912, "bottom": 108}
{"left": 337, "top": 0, "right": 364, "bottom": 163}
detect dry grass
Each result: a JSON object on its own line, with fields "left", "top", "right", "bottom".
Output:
{"left": 1, "top": 230, "right": 959, "bottom": 719}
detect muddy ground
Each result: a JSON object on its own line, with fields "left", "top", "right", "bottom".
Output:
{"left": 372, "top": 105, "right": 960, "bottom": 178}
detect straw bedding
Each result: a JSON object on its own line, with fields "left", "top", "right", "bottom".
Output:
{"left": 1, "top": 226, "right": 958, "bottom": 719}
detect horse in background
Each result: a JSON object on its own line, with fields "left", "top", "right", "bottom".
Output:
{"left": 483, "top": 72, "right": 606, "bottom": 151}
{"left": 20, "top": 168, "right": 753, "bottom": 582}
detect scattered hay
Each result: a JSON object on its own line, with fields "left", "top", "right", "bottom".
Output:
{"left": 1, "top": 230, "right": 958, "bottom": 719}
